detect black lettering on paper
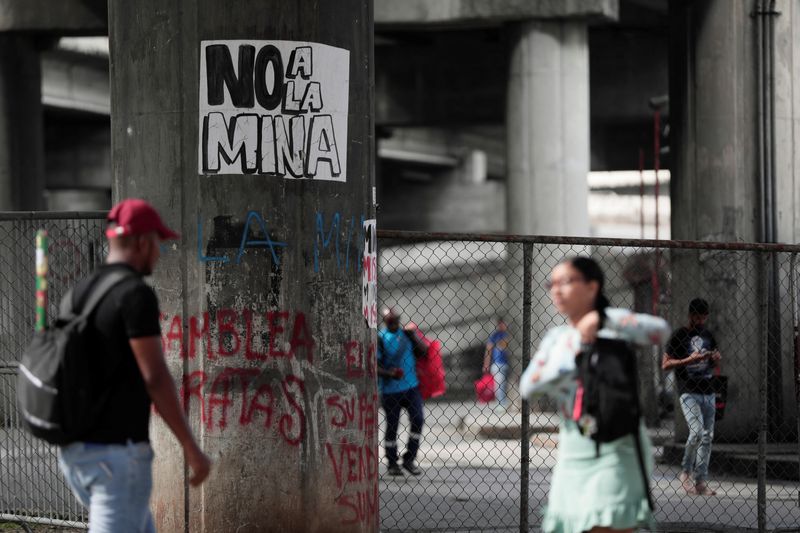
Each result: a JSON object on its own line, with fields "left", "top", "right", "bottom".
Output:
{"left": 254, "top": 45, "right": 284, "bottom": 111}
{"left": 206, "top": 44, "right": 255, "bottom": 108}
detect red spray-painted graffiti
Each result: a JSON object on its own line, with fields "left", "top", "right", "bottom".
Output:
{"left": 175, "top": 340, "right": 376, "bottom": 449}
{"left": 181, "top": 369, "right": 306, "bottom": 446}
{"left": 323, "top": 391, "right": 379, "bottom": 526}
{"left": 160, "top": 302, "right": 378, "bottom": 524}
{"left": 343, "top": 340, "right": 376, "bottom": 379}
{"left": 325, "top": 438, "right": 379, "bottom": 526}
{"left": 326, "top": 392, "right": 377, "bottom": 438}
{"left": 160, "top": 309, "right": 314, "bottom": 362}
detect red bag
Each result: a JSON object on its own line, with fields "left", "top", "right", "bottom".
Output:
{"left": 475, "top": 373, "right": 495, "bottom": 403}
{"left": 406, "top": 324, "right": 447, "bottom": 400}
{"left": 407, "top": 322, "right": 447, "bottom": 400}
{"left": 418, "top": 339, "right": 446, "bottom": 399}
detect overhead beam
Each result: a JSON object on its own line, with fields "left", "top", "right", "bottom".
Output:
{"left": 42, "top": 50, "right": 109, "bottom": 115}
{"left": 375, "top": 0, "right": 619, "bottom": 29}
{"left": 0, "top": 0, "right": 106, "bottom": 34}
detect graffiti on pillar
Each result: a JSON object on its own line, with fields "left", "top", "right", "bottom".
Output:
{"left": 314, "top": 212, "right": 365, "bottom": 273}
{"left": 196, "top": 210, "right": 366, "bottom": 273}
{"left": 324, "top": 391, "right": 379, "bottom": 526}
{"left": 343, "top": 340, "right": 376, "bottom": 379}
{"left": 197, "top": 212, "right": 288, "bottom": 265}
{"left": 161, "top": 308, "right": 314, "bottom": 361}
{"left": 163, "top": 304, "right": 378, "bottom": 523}
{"left": 181, "top": 369, "right": 307, "bottom": 445}
{"left": 361, "top": 219, "right": 377, "bottom": 328}
{"left": 199, "top": 40, "right": 350, "bottom": 181}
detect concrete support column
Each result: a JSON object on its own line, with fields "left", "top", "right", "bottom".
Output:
{"left": 668, "top": 0, "right": 797, "bottom": 442}
{"left": 0, "top": 35, "right": 45, "bottom": 210}
{"left": 505, "top": 20, "right": 590, "bottom": 237}
{"left": 774, "top": 0, "right": 800, "bottom": 243}
{"left": 109, "top": 1, "right": 375, "bottom": 531}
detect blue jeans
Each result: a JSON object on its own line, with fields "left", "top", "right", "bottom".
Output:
{"left": 679, "top": 393, "right": 716, "bottom": 481}
{"left": 491, "top": 363, "right": 509, "bottom": 406}
{"left": 58, "top": 441, "right": 155, "bottom": 533}
{"left": 382, "top": 387, "right": 424, "bottom": 465}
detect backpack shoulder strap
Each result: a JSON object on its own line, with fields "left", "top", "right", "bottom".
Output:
{"left": 59, "top": 288, "right": 76, "bottom": 319}
{"left": 633, "top": 428, "right": 655, "bottom": 511}
{"left": 73, "top": 269, "right": 136, "bottom": 320}
{"left": 405, "top": 329, "right": 426, "bottom": 359}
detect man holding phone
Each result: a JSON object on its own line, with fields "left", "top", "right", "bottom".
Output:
{"left": 662, "top": 298, "right": 722, "bottom": 496}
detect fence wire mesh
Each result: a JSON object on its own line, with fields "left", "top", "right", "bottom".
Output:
{"left": 377, "top": 233, "right": 800, "bottom": 533}
{"left": 0, "top": 213, "right": 106, "bottom": 528}
{"left": 0, "top": 215, "right": 799, "bottom": 532}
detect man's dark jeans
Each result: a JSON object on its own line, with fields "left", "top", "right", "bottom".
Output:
{"left": 382, "top": 387, "right": 424, "bottom": 465}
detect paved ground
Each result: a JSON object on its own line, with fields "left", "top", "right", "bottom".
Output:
{"left": 2, "top": 400, "right": 800, "bottom": 531}
{"left": 379, "top": 400, "right": 800, "bottom": 532}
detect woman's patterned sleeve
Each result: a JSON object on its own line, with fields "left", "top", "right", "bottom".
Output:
{"left": 603, "top": 308, "right": 671, "bottom": 346}
{"left": 519, "top": 326, "right": 580, "bottom": 400}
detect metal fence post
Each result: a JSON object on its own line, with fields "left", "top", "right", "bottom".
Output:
{"left": 520, "top": 242, "right": 533, "bottom": 533}
{"left": 792, "top": 252, "right": 800, "bottom": 510}
{"left": 791, "top": 251, "right": 800, "bottom": 512}
{"left": 758, "top": 251, "right": 769, "bottom": 533}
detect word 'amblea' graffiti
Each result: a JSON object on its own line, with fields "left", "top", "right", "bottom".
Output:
{"left": 199, "top": 40, "right": 350, "bottom": 181}
{"left": 161, "top": 308, "right": 314, "bottom": 362}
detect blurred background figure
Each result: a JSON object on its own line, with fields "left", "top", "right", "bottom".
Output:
{"left": 377, "top": 307, "right": 426, "bottom": 476}
{"left": 483, "top": 318, "right": 510, "bottom": 408}
{"left": 662, "top": 298, "right": 722, "bottom": 496}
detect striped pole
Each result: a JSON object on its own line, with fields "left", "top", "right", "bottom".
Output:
{"left": 35, "top": 230, "right": 48, "bottom": 331}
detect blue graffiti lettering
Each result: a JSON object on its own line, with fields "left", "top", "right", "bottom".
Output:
{"left": 314, "top": 212, "right": 365, "bottom": 273}
{"left": 197, "top": 215, "right": 230, "bottom": 264}
{"left": 237, "top": 210, "right": 288, "bottom": 265}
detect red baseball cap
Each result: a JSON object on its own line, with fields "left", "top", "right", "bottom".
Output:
{"left": 105, "top": 198, "right": 180, "bottom": 240}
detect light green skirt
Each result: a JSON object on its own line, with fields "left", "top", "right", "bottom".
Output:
{"left": 542, "top": 420, "right": 655, "bottom": 533}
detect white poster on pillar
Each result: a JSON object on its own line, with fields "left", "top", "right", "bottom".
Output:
{"left": 362, "top": 219, "right": 377, "bottom": 329}
{"left": 198, "top": 40, "right": 350, "bottom": 182}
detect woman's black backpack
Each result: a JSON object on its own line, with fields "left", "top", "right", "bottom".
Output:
{"left": 574, "top": 337, "right": 654, "bottom": 510}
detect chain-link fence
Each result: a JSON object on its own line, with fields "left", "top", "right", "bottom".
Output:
{"left": 0, "top": 212, "right": 106, "bottom": 529}
{"left": 377, "top": 231, "right": 800, "bottom": 533}
{"left": 1, "top": 214, "right": 800, "bottom": 532}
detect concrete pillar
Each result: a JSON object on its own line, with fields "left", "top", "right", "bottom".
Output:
{"left": 774, "top": 1, "right": 800, "bottom": 244}
{"left": 108, "top": 1, "right": 376, "bottom": 531}
{"left": 0, "top": 35, "right": 45, "bottom": 210}
{"left": 505, "top": 21, "right": 591, "bottom": 401}
{"left": 669, "top": 0, "right": 800, "bottom": 442}
{"left": 506, "top": 20, "right": 590, "bottom": 237}
{"left": 461, "top": 149, "right": 487, "bottom": 185}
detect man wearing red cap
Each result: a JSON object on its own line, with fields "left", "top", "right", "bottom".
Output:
{"left": 57, "top": 199, "right": 210, "bottom": 532}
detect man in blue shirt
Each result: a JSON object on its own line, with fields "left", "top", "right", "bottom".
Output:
{"left": 483, "top": 319, "right": 510, "bottom": 407}
{"left": 378, "top": 308, "right": 425, "bottom": 476}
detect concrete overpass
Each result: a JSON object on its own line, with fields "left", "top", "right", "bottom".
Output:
{"left": 2, "top": 0, "right": 799, "bottom": 445}
{"left": 5, "top": 0, "right": 668, "bottom": 237}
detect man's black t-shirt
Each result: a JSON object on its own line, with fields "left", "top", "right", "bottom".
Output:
{"left": 71, "top": 263, "right": 161, "bottom": 443}
{"left": 665, "top": 326, "right": 718, "bottom": 394}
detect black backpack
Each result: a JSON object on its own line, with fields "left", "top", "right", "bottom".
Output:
{"left": 17, "top": 270, "right": 132, "bottom": 445}
{"left": 574, "top": 337, "right": 654, "bottom": 510}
